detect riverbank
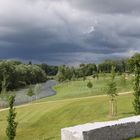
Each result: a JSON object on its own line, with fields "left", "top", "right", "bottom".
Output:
{"left": 0, "top": 80, "right": 58, "bottom": 107}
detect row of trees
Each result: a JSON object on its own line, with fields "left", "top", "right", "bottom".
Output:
{"left": 57, "top": 58, "right": 131, "bottom": 82}
{"left": 98, "top": 59, "right": 130, "bottom": 73}
{"left": 57, "top": 64, "right": 98, "bottom": 82}
{"left": 38, "top": 63, "right": 58, "bottom": 76}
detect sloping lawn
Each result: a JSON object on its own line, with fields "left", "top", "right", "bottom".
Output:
{"left": 40, "top": 75, "right": 133, "bottom": 101}
{"left": 0, "top": 93, "right": 134, "bottom": 140}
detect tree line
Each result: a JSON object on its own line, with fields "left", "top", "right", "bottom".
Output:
{"left": 0, "top": 60, "right": 58, "bottom": 92}
{"left": 57, "top": 58, "right": 132, "bottom": 82}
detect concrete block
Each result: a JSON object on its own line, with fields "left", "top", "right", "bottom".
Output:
{"left": 61, "top": 115, "right": 140, "bottom": 140}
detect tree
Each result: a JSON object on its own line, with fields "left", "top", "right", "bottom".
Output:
{"left": 27, "top": 86, "right": 35, "bottom": 103}
{"left": 57, "top": 65, "right": 74, "bottom": 82}
{"left": 87, "top": 81, "right": 93, "bottom": 89}
{"left": 121, "top": 73, "right": 126, "bottom": 86}
{"left": 129, "top": 53, "right": 140, "bottom": 114}
{"left": 106, "top": 67, "right": 118, "bottom": 117}
{"left": 6, "top": 94, "right": 18, "bottom": 140}
{"left": 38, "top": 63, "right": 58, "bottom": 76}
{"left": 0, "top": 74, "right": 9, "bottom": 108}
{"left": 92, "top": 71, "right": 99, "bottom": 80}
{"left": 0, "top": 60, "right": 47, "bottom": 91}
{"left": 87, "top": 81, "right": 93, "bottom": 93}
{"left": 34, "top": 84, "right": 41, "bottom": 100}
{"left": 111, "top": 66, "right": 116, "bottom": 80}
{"left": 28, "top": 61, "right": 32, "bottom": 65}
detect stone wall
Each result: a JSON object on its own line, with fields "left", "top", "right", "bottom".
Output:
{"left": 61, "top": 116, "right": 140, "bottom": 140}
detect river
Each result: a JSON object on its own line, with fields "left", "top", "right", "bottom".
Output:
{"left": 0, "top": 80, "right": 58, "bottom": 106}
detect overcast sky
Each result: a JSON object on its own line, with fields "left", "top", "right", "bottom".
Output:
{"left": 0, "top": 0, "right": 140, "bottom": 65}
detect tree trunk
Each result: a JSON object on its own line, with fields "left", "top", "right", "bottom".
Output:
{"left": 109, "top": 99, "right": 117, "bottom": 117}
{"left": 114, "top": 99, "right": 117, "bottom": 116}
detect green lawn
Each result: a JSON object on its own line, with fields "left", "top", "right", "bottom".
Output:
{"left": 0, "top": 93, "right": 135, "bottom": 140}
{"left": 40, "top": 75, "right": 133, "bottom": 101}
{"left": 0, "top": 75, "right": 137, "bottom": 140}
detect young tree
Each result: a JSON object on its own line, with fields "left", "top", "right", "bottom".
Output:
{"left": 129, "top": 53, "right": 140, "bottom": 114}
{"left": 111, "top": 66, "right": 116, "bottom": 80}
{"left": 34, "top": 84, "right": 41, "bottom": 100}
{"left": 121, "top": 73, "right": 126, "bottom": 86}
{"left": 106, "top": 67, "right": 118, "bottom": 117}
{"left": 87, "top": 81, "right": 93, "bottom": 93}
{"left": 27, "top": 86, "right": 35, "bottom": 103}
{"left": 6, "top": 95, "right": 18, "bottom": 140}
{"left": 0, "top": 74, "right": 9, "bottom": 108}
{"left": 87, "top": 81, "right": 93, "bottom": 89}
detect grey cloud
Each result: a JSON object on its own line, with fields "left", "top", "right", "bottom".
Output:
{"left": 0, "top": 0, "right": 140, "bottom": 65}
{"left": 68, "top": 0, "right": 140, "bottom": 14}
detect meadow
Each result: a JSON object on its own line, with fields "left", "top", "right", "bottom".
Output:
{"left": 40, "top": 74, "right": 133, "bottom": 101}
{"left": 0, "top": 74, "right": 138, "bottom": 140}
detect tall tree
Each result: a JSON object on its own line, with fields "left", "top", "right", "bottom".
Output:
{"left": 129, "top": 53, "right": 140, "bottom": 114}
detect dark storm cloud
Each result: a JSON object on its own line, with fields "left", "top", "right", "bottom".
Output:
{"left": 0, "top": 0, "right": 140, "bottom": 65}
{"left": 68, "top": 0, "right": 140, "bottom": 14}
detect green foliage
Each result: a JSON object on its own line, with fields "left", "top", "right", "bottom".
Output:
{"left": 38, "top": 63, "right": 58, "bottom": 76}
{"left": 129, "top": 53, "right": 140, "bottom": 115}
{"left": 27, "top": 86, "right": 34, "bottom": 97}
{"left": 107, "top": 67, "right": 117, "bottom": 99}
{"left": 111, "top": 66, "right": 116, "bottom": 80}
{"left": 0, "top": 60, "right": 47, "bottom": 92}
{"left": 121, "top": 74, "right": 126, "bottom": 85}
{"left": 6, "top": 95, "right": 18, "bottom": 140}
{"left": 87, "top": 81, "right": 93, "bottom": 89}
{"left": 106, "top": 67, "right": 118, "bottom": 117}
{"left": 27, "top": 86, "right": 35, "bottom": 103}
{"left": 0, "top": 76, "right": 10, "bottom": 108}
{"left": 57, "top": 65, "right": 74, "bottom": 82}
{"left": 106, "top": 81, "right": 117, "bottom": 99}
{"left": 98, "top": 59, "right": 129, "bottom": 73}
{"left": 57, "top": 64, "right": 98, "bottom": 82}
{"left": 92, "top": 71, "right": 99, "bottom": 79}
{"left": 34, "top": 84, "right": 42, "bottom": 100}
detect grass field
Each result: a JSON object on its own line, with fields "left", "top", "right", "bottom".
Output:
{"left": 0, "top": 75, "right": 138, "bottom": 140}
{"left": 0, "top": 93, "right": 135, "bottom": 140}
{"left": 40, "top": 74, "right": 133, "bottom": 101}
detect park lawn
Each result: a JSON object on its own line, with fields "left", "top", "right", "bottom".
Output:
{"left": 40, "top": 75, "right": 133, "bottom": 102}
{"left": 0, "top": 93, "right": 135, "bottom": 140}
